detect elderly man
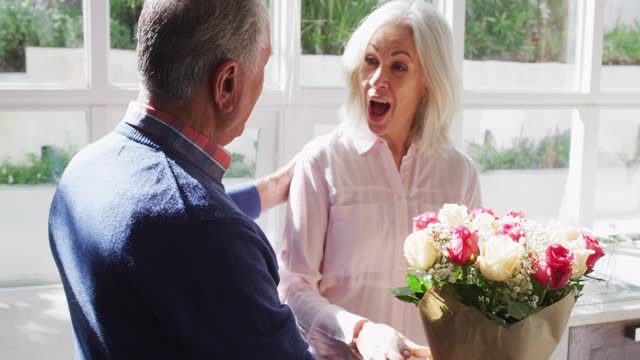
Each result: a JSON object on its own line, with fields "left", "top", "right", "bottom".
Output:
{"left": 48, "top": 0, "right": 314, "bottom": 358}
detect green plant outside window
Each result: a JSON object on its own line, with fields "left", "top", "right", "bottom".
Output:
{"left": 466, "top": 129, "right": 571, "bottom": 172}
{"left": 0, "top": 146, "right": 256, "bottom": 185}
{"left": 603, "top": 20, "right": 640, "bottom": 65}
{"left": 0, "top": 0, "right": 142, "bottom": 72}
{"left": 0, "top": 0, "right": 83, "bottom": 72}
{"left": 0, "top": 146, "right": 75, "bottom": 185}
{"left": 2, "top": 0, "right": 639, "bottom": 68}
{"left": 301, "top": 0, "right": 379, "bottom": 55}
{"left": 464, "top": 0, "right": 569, "bottom": 63}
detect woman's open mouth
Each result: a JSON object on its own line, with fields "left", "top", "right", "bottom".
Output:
{"left": 368, "top": 99, "right": 391, "bottom": 123}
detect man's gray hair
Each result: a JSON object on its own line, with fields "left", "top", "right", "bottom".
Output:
{"left": 137, "top": 0, "right": 270, "bottom": 101}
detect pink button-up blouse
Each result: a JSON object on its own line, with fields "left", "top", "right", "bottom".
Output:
{"left": 278, "top": 126, "right": 482, "bottom": 358}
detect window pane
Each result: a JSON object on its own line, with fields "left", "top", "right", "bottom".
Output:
{"left": 463, "top": 109, "right": 573, "bottom": 222}
{"left": 224, "top": 128, "right": 260, "bottom": 181}
{"left": 601, "top": 1, "right": 640, "bottom": 90}
{"left": 301, "top": 0, "right": 377, "bottom": 56}
{"left": 464, "top": 0, "right": 578, "bottom": 90}
{"left": 109, "top": 0, "right": 142, "bottom": 85}
{"left": 593, "top": 109, "right": 640, "bottom": 235}
{"left": 109, "top": 0, "right": 278, "bottom": 88}
{"left": 0, "top": 0, "right": 85, "bottom": 87}
{"left": 300, "top": 0, "right": 433, "bottom": 87}
{"left": 264, "top": 0, "right": 278, "bottom": 89}
{"left": 0, "top": 111, "right": 88, "bottom": 286}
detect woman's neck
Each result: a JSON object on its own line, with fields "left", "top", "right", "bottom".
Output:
{"left": 381, "top": 133, "right": 410, "bottom": 170}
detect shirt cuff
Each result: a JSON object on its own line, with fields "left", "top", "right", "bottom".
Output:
{"left": 314, "top": 303, "right": 368, "bottom": 345}
{"left": 226, "top": 183, "right": 261, "bottom": 220}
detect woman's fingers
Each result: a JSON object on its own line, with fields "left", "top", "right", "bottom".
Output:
{"left": 385, "top": 350, "right": 408, "bottom": 360}
{"left": 399, "top": 333, "right": 431, "bottom": 358}
{"left": 356, "top": 322, "right": 430, "bottom": 360}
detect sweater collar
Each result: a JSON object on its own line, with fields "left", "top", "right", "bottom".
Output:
{"left": 121, "top": 102, "right": 231, "bottom": 182}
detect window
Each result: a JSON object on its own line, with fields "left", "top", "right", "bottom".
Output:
{"left": 601, "top": 0, "right": 640, "bottom": 90}
{"left": 593, "top": 109, "right": 640, "bottom": 234}
{"left": 0, "top": 110, "right": 88, "bottom": 285}
{"left": 0, "top": 0, "right": 85, "bottom": 87}
{"left": 300, "top": 0, "right": 378, "bottom": 87}
{"left": 463, "top": 109, "right": 573, "bottom": 222}
{"left": 109, "top": 0, "right": 142, "bottom": 85}
{"left": 464, "top": 0, "right": 579, "bottom": 90}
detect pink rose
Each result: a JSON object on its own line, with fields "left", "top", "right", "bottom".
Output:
{"left": 583, "top": 234, "right": 605, "bottom": 273}
{"left": 413, "top": 211, "right": 438, "bottom": 231}
{"left": 505, "top": 210, "right": 525, "bottom": 219}
{"left": 446, "top": 225, "right": 479, "bottom": 264}
{"left": 545, "top": 244, "right": 575, "bottom": 290}
{"left": 500, "top": 222, "right": 526, "bottom": 242}
{"left": 549, "top": 267, "right": 572, "bottom": 290}
{"left": 546, "top": 244, "right": 575, "bottom": 270}
{"left": 470, "top": 207, "right": 496, "bottom": 220}
{"left": 529, "top": 253, "right": 550, "bottom": 286}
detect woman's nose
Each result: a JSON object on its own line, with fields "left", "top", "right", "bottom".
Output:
{"left": 369, "top": 67, "right": 389, "bottom": 89}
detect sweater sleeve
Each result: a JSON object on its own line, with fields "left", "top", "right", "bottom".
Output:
{"left": 129, "top": 217, "right": 314, "bottom": 359}
{"left": 226, "top": 183, "right": 261, "bottom": 220}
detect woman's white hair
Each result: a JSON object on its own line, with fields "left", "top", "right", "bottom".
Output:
{"left": 341, "top": 0, "right": 459, "bottom": 152}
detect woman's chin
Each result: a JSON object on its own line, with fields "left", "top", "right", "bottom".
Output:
{"left": 367, "top": 118, "right": 387, "bottom": 135}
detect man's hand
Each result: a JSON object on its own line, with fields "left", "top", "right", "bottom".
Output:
{"left": 354, "top": 322, "right": 430, "bottom": 360}
{"left": 255, "top": 154, "right": 298, "bottom": 213}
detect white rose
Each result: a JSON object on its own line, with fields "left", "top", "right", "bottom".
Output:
{"left": 476, "top": 234, "right": 525, "bottom": 282}
{"left": 438, "top": 204, "right": 468, "bottom": 227}
{"left": 403, "top": 230, "right": 441, "bottom": 270}
{"left": 471, "top": 212, "right": 499, "bottom": 236}
{"left": 559, "top": 227, "right": 581, "bottom": 242}
{"left": 564, "top": 235, "right": 595, "bottom": 280}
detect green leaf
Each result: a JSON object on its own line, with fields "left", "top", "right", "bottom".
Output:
{"left": 391, "top": 286, "right": 415, "bottom": 297}
{"left": 507, "top": 302, "right": 531, "bottom": 320}
{"left": 584, "top": 274, "right": 606, "bottom": 282}
{"left": 395, "top": 295, "right": 421, "bottom": 306}
{"left": 485, "top": 312, "right": 508, "bottom": 327}
{"left": 421, "top": 278, "right": 430, "bottom": 293}
{"left": 407, "top": 273, "right": 423, "bottom": 293}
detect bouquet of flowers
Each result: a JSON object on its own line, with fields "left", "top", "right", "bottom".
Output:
{"left": 393, "top": 204, "right": 605, "bottom": 360}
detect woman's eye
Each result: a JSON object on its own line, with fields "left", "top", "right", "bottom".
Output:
{"left": 365, "top": 56, "right": 378, "bottom": 66}
{"left": 393, "top": 63, "right": 407, "bottom": 72}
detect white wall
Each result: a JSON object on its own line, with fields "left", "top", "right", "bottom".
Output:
{"left": 0, "top": 186, "right": 60, "bottom": 286}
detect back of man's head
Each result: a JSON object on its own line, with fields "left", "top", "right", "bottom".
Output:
{"left": 137, "top": 0, "right": 269, "bottom": 102}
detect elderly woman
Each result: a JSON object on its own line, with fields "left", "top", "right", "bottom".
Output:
{"left": 279, "top": 1, "right": 481, "bottom": 359}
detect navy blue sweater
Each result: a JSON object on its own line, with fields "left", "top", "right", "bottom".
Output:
{"left": 49, "top": 123, "right": 313, "bottom": 359}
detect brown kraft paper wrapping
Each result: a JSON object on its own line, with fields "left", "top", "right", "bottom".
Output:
{"left": 418, "top": 289, "right": 575, "bottom": 360}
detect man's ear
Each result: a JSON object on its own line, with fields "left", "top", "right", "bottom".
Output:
{"left": 211, "top": 60, "right": 239, "bottom": 113}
